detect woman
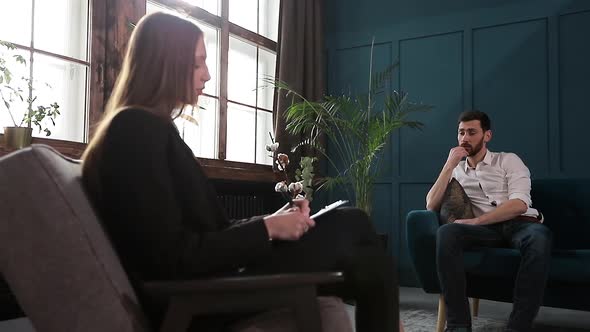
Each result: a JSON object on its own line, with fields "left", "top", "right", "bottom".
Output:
{"left": 82, "top": 12, "right": 398, "bottom": 332}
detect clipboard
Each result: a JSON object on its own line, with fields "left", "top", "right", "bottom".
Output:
{"left": 310, "top": 200, "right": 349, "bottom": 219}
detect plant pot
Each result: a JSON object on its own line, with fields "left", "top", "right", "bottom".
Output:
{"left": 3, "top": 127, "right": 33, "bottom": 150}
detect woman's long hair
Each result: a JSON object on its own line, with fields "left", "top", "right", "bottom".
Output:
{"left": 82, "top": 12, "right": 203, "bottom": 199}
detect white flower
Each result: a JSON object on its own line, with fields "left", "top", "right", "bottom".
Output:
{"left": 266, "top": 142, "right": 279, "bottom": 152}
{"left": 274, "top": 181, "right": 288, "bottom": 193}
{"left": 275, "top": 153, "right": 289, "bottom": 171}
{"left": 288, "top": 181, "right": 303, "bottom": 195}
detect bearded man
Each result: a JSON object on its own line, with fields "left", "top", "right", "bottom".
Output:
{"left": 425, "top": 110, "right": 552, "bottom": 332}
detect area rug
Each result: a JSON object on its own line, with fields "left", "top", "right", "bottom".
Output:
{"left": 401, "top": 308, "right": 505, "bottom": 332}
{"left": 400, "top": 307, "right": 590, "bottom": 332}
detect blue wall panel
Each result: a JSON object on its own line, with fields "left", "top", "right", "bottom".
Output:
{"left": 473, "top": 19, "right": 549, "bottom": 177}
{"left": 559, "top": 10, "right": 590, "bottom": 176}
{"left": 399, "top": 32, "right": 464, "bottom": 179}
{"left": 325, "top": 0, "right": 590, "bottom": 286}
{"left": 329, "top": 43, "right": 392, "bottom": 97}
{"left": 372, "top": 183, "right": 394, "bottom": 248}
{"left": 330, "top": 43, "right": 395, "bottom": 180}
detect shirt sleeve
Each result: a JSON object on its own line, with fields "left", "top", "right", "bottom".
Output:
{"left": 97, "top": 109, "right": 272, "bottom": 279}
{"left": 502, "top": 153, "right": 533, "bottom": 207}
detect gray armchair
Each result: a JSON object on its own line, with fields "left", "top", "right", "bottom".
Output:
{"left": 0, "top": 144, "right": 351, "bottom": 332}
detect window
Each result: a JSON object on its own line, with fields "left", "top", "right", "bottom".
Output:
{"left": 147, "top": 0, "right": 280, "bottom": 165}
{"left": 0, "top": 0, "right": 90, "bottom": 143}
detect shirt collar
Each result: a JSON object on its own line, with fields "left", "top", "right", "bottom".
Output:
{"left": 464, "top": 149, "right": 493, "bottom": 171}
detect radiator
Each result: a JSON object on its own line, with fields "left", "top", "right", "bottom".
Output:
{"left": 218, "top": 194, "right": 270, "bottom": 219}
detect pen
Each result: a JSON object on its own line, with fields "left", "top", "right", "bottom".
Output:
{"left": 272, "top": 194, "right": 294, "bottom": 216}
{"left": 280, "top": 191, "right": 295, "bottom": 208}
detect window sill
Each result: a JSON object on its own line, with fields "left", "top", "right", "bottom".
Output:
{"left": 0, "top": 134, "right": 276, "bottom": 183}
{"left": 0, "top": 134, "right": 86, "bottom": 159}
{"left": 198, "top": 158, "right": 276, "bottom": 183}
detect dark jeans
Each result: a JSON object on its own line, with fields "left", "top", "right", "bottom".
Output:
{"left": 436, "top": 219, "right": 552, "bottom": 331}
{"left": 246, "top": 207, "right": 399, "bottom": 332}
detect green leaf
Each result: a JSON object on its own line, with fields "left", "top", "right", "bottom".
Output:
{"left": 266, "top": 42, "right": 433, "bottom": 214}
{"left": 13, "top": 54, "right": 26, "bottom": 65}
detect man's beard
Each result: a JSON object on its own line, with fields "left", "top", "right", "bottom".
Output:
{"left": 461, "top": 137, "right": 484, "bottom": 156}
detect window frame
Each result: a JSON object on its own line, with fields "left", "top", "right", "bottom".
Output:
{"left": 0, "top": 0, "right": 92, "bottom": 142}
{"left": 0, "top": 0, "right": 278, "bottom": 183}
{"left": 154, "top": 0, "right": 279, "bottom": 163}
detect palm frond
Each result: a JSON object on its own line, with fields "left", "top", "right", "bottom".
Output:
{"left": 263, "top": 50, "right": 433, "bottom": 214}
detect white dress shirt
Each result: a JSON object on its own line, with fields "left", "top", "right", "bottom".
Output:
{"left": 452, "top": 150, "right": 541, "bottom": 221}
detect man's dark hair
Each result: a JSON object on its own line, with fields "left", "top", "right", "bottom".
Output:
{"left": 458, "top": 110, "right": 491, "bottom": 132}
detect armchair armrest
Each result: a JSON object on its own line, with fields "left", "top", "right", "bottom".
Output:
{"left": 143, "top": 272, "right": 344, "bottom": 332}
{"left": 406, "top": 210, "right": 441, "bottom": 293}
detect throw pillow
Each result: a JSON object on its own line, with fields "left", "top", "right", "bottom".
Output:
{"left": 439, "top": 178, "right": 475, "bottom": 224}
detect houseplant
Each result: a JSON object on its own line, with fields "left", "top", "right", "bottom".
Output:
{"left": 271, "top": 43, "right": 432, "bottom": 215}
{"left": 0, "top": 40, "right": 60, "bottom": 149}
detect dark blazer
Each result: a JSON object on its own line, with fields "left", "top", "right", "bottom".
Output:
{"left": 83, "top": 108, "right": 272, "bottom": 282}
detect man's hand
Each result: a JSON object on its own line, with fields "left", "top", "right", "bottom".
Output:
{"left": 454, "top": 217, "right": 480, "bottom": 225}
{"left": 426, "top": 146, "right": 469, "bottom": 211}
{"left": 445, "top": 146, "right": 469, "bottom": 170}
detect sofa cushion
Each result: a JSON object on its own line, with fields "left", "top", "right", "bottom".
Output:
{"left": 531, "top": 179, "right": 590, "bottom": 250}
{"left": 439, "top": 178, "right": 475, "bottom": 224}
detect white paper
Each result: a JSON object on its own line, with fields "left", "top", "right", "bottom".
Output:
{"left": 310, "top": 200, "right": 349, "bottom": 219}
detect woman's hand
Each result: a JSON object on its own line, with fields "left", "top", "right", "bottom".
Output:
{"left": 273, "top": 198, "right": 311, "bottom": 217}
{"left": 263, "top": 206, "right": 315, "bottom": 241}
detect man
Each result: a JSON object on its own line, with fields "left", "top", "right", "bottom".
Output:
{"left": 425, "top": 110, "right": 552, "bottom": 332}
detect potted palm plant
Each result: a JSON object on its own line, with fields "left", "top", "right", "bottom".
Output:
{"left": 0, "top": 40, "right": 60, "bottom": 149}
{"left": 272, "top": 43, "right": 432, "bottom": 215}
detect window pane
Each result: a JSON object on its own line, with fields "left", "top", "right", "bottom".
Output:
{"left": 228, "top": 36, "right": 256, "bottom": 105}
{"left": 0, "top": 0, "right": 32, "bottom": 46}
{"left": 179, "top": 0, "right": 220, "bottom": 15}
{"left": 146, "top": 2, "right": 219, "bottom": 97}
{"left": 256, "top": 110, "right": 273, "bottom": 165}
{"left": 226, "top": 102, "right": 255, "bottom": 163}
{"left": 146, "top": 1, "right": 169, "bottom": 14}
{"left": 259, "top": 0, "right": 280, "bottom": 42}
{"left": 228, "top": 0, "right": 257, "bottom": 33}
{"left": 34, "top": 0, "right": 89, "bottom": 60}
{"left": 200, "top": 23, "right": 219, "bottom": 97}
{"left": 0, "top": 48, "right": 31, "bottom": 132}
{"left": 32, "top": 54, "right": 88, "bottom": 142}
{"left": 257, "top": 48, "right": 276, "bottom": 110}
{"left": 175, "top": 95, "right": 217, "bottom": 159}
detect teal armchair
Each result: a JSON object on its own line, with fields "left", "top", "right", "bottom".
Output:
{"left": 406, "top": 179, "right": 590, "bottom": 331}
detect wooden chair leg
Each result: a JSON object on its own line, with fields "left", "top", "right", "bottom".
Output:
{"left": 436, "top": 295, "right": 446, "bottom": 332}
{"left": 471, "top": 297, "right": 479, "bottom": 317}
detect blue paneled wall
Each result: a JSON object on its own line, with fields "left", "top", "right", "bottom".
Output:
{"left": 324, "top": 0, "right": 590, "bottom": 285}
